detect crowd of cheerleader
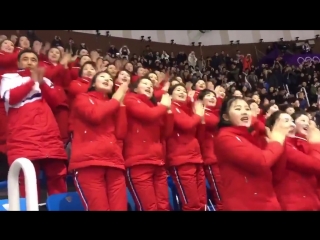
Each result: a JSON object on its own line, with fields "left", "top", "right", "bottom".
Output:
{"left": 0, "top": 35, "right": 320, "bottom": 211}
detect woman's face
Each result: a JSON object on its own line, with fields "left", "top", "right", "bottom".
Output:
{"left": 80, "top": 56, "right": 91, "bottom": 66}
{"left": 252, "top": 94, "right": 260, "bottom": 104}
{"left": 269, "top": 87, "right": 274, "bottom": 92}
{"left": 48, "top": 48, "right": 61, "bottom": 63}
{"left": 195, "top": 80, "right": 206, "bottom": 91}
{"left": 286, "top": 107, "right": 295, "bottom": 115}
{"left": 242, "top": 86, "right": 247, "bottom": 92}
{"left": 137, "top": 67, "right": 145, "bottom": 76}
{"left": 19, "top": 36, "right": 30, "bottom": 49}
{"left": 225, "top": 99, "right": 252, "bottom": 127}
{"left": 1, "top": 40, "right": 14, "bottom": 53}
{"left": 79, "top": 49, "right": 88, "bottom": 56}
{"left": 267, "top": 104, "right": 279, "bottom": 117}
{"left": 107, "top": 64, "right": 117, "bottom": 77}
{"left": 117, "top": 70, "right": 130, "bottom": 84}
{"left": 82, "top": 64, "right": 96, "bottom": 78}
{"left": 125, "top": 63, "right": 133, "bottom": 72}
{"left": 148, "top": 73, "right": 158, "bottom": 85}
{"left": 249, "top": 102, "right": 260, "bottom": 117}
{"left": 295, "top": 114, "right": 309, "bottom": 136}
{"left": 203, "top": 92, "right": 216, "bottom": 107}
{"left": 95, "top": 72, "right": 113, "bottom": 93}
{"left": 171, "top": 85, "right": 187, "bottom": 101}
{"left": 218, "top": 87, "right": 226, "bottom": 98}
{"left": 135, "top": 78, "right": 153, "bottom": 98}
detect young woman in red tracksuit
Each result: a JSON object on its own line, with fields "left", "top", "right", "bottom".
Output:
{"left": 69, "top": 55, "right": 91, "bottom": 81}
{"left": 268, "top": 111, "right": 320, "bottom": 210}
{"left": 68, "top": 61, "right": 96, "bottom": 104}
{"left": 14, "top": 35, "right": 30, "bottom": 53}
{"left": 187, "top": 79, "right": 206, "bottom": 103}
{"left": 166, "top": 83, "right": 207, "bottom": 211}
{"left": 41, "top": 47, "right": 71, "bottom": 145}
{"left": 68, "top": 61, "right": 97, "bottom": 135}
{"left": 124, "top": 77, "right": 173, "bottom": 211}
{"left": 148, "top": 72, "right": 170, "bottom": 100}
{"left": 214, "top": 97, "right": 290, "bottom": 211}
{"left": 114, "top": 70, "right": 131, "bottom": 90}
{"left": 114, "top": 70, "right": 131, "bottom": 151}
{"left": 197, "top": 89, "right": 223, "bottom": 211}
{"left": 106, "top": 63, "right": 117, "bottom": 79}
{"left": 0, "top": 39, "right": 18, "bottom": 181}
{"left": 69, "top": 71, "right": 128, "bottom": 211}
{"left": 257, "top": 103, "right": 279, "bottom": 124}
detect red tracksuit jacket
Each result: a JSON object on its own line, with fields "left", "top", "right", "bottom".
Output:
{"left": 0, "top": 50, "right": 21, "bottom": 153}
{"left": 0, "top": 69, "right": 67, "bottom": 164}
{"left": 41, "top": 61, "right": 70, "bottom": 144}
{"left": 166, "top": 101, "right": 205, "bottom": 167}
{"left": 68, "top": 77, "right": 92, "bottom": 133}
{"left": 214, "top": 126, "right": 284, "bottom": 211}
{"left": 273, "top": 136, "right": 320, "bottom": 210}
{"left": 69, "top": 91, "right": 127, "bottom": 171}
{"left": 123, "top": 93, "right": 173, "bottom": 168}
{"left": 198, "top": 106, "right": 219, "bottom": 165}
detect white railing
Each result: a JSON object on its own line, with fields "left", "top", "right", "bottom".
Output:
{"left": 8, "top": 158, "right": 39, "bottom": 211}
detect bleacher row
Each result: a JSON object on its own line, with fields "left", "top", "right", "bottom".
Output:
{"left": 0, "top": 173, "right": 215, "bottom": 211}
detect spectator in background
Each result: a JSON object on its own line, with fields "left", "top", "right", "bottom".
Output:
{"left": 266, "top": 45, "right": 273, "bottom": 55}
{"left": 188, "top": 51, "right": 197, "bottom": 68}
{"left": 142, "top": 45, "right": 152, "bottom": 57}
{"left": 302, "top": 41, "right": 311, "bottom": 54}
{"left": 242, "top": 54, "right": 252, "bottom": 71}
{"left": 65, "top": 38, "right": 77, "bottom": 56}
{"left": 161, "top": 51, "right": 169, "bottom": 61}
{"left": 176, "top": 51, "right": 187, "bottom": 64}
{"left": 107, "top": 44, "right": 118, "bottom": 59}
{"left": 119, "top": 45, "right": 130, "bottom": 60}
{"left": 51, "top": 35, "right": 63, "bottom": 47}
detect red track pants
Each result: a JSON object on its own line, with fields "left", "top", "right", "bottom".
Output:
{"left": 126, "top": 164, "right": 170, "bottom": 211}
{"left": 204, "top": 164, "right": 223, "bottom": 211}
{"left": 169, "top": 163, "right": 207, "bottom": 211}
{"left": 74, "top": 166, "right": 127, "bottom": 211}
{"left": 19, "top": 159, "right": 67, "bottom": 200}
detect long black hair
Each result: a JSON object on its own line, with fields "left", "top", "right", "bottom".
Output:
{"left": 87, "top": 71, "right": 115, "bottom": 99}
{"left": 265, "top": 110, "right": 284, "bottom": 131}
{"left": 198, "top": 89, "right": 216, "bottom": 101}
{"left": 128, "top": 76, "right": 157, "bottom": 105}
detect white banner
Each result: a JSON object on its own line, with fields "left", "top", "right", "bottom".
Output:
{"left": 71, "top": 30, "right": 320, "bottom": 46}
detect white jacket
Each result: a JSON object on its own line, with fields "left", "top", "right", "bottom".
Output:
{"left": 161, "top": 52, "right": 169, "bottom": 60}
{"left": 188, "top": 53, "right": 197, "bottom": 67}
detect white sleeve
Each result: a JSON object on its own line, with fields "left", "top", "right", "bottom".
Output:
{"left": 42, "top": 77, "right": 54, "bottom": 88}
{"left": 0, "top": 76, "right": 14, "bottom": 102}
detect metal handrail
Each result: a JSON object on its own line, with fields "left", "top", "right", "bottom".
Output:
{"left": 8, "top": 158, "right": 38, "bottom": 211}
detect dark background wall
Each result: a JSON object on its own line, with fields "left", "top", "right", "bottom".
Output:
{"left": 2, "top": 30, "right": 320, "bottom": 64}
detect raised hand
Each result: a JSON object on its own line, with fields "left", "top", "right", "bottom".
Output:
{"left": 160, "top": 93, "right": 171, "bottom": 109}
{"left": 194, "top": 100, "right": 205, "bottom": 118}
{"left": 307, "top": 123, "right": 320, "bottom": 143}
{"left": 268, "top": 116, "right": 291, "bottom": 145}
